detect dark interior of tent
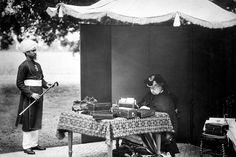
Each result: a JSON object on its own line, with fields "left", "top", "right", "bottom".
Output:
{"left": 80, "top": 24, "right": 236, "bottom": 145}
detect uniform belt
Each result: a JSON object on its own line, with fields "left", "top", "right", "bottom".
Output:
{"left": 24, "top": 80, "right": 42, "bottom": 86}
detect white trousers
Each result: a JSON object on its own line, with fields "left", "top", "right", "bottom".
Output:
{"left": 22, "top": 130, "right": 39, "bottom": 149}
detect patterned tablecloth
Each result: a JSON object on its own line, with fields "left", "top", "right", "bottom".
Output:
{"left": 56, "top": 111, "right": 174, "bottom": 145}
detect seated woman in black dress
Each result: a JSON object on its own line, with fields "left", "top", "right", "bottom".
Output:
{"left": 138, "top": 74, "right": 179, "bottom": 157}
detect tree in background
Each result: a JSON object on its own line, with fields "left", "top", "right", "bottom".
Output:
{"left": 0, "top": 0, "right": 235, "bottom": 51}
{"left": 0, "top": 0, "right": 98, "bottom": 51}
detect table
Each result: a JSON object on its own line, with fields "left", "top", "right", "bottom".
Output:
{"left": 56, "top": 111, "right": 174, "bottom": 157}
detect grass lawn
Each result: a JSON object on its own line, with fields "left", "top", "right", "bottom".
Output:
{"left": 0, "top": 83, "right": 81, "bottom": 154}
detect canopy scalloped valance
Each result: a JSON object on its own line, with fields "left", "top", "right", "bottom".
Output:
{"left": 46, "top": 0, "right": 236, "bottom": 28}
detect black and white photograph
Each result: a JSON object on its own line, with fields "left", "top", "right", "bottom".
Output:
{"left": 0, "top": 0, "right": 236, "bottom": 157}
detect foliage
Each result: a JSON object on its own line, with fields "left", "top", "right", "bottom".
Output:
{"left": 0, "top": 0, "right": 98, "bottom": 51}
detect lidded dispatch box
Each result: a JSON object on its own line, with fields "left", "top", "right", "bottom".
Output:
{"left": 204, "top": 123, "right": 229, "bottom": 136}
{"left": 137, "top": 109, "right": 155, "bottom": 118}
{"left": 114, "top": 98, "right": 138, "bottom": 118}
{"left": 202, "top": 118, "right": 233, "bottom": 136}
{"left": 87, "top": 102, "right": 112, "bottom": 113}
{"left": 92, "top": 110, "right": 114, "bottom": 120}
{"left": 115, "top": 107, "right": 137, "bottom": 119}
{"left": 72, "top": 96, "right": 112, "bottom": 114}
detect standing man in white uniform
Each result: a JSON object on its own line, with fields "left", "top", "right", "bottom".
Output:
{"left": 15, "top": 39, "right": 51, "bottom": 154}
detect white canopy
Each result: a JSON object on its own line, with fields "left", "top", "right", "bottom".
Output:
{"left": 46, "top": 0, "right": 236, "bottom": 28}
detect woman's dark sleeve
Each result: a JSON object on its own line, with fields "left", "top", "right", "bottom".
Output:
{"left": 16, "top": 64, "right": 33, "bottom": 98}
{"left": 138, "top": 92, "right": 153, "bottom": 107}
{"left": 151, "top": 94, "right": 175, "bottom": 112}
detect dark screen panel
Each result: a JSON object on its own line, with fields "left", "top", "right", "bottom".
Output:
{"left": 111, "top": 25, "right": 149, "bottom": 103}
{"left": 81, "top": 24, "right": 111, "bottom": 102}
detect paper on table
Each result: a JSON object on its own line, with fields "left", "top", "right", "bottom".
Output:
{"left": 118, "top": 97, "right": 135, "bottom": 104}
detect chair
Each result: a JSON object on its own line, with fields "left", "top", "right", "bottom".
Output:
{"left": 200, "top": 133, "right": 228, "bottom": 157}
{"left": 200, "top": 118, "right": 229, "bottom": 157}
